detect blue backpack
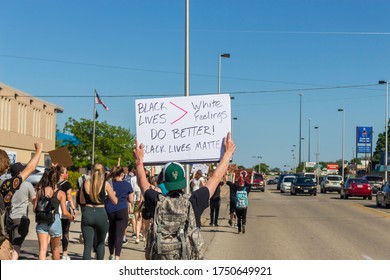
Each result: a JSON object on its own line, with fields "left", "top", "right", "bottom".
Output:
{"left": 235, "top": 187, "right": 248, "bottom": 209}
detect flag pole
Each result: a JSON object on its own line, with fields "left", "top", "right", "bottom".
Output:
{"left": 92, "top": 89, "right": 97, "bottom": 165}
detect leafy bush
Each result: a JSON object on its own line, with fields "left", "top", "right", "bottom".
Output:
{"left": 68, "top": 170, "right": 82, "bottom": 190}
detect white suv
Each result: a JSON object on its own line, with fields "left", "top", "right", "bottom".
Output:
{"left": 320, "top": 175, "right": 343, "bottom": 193}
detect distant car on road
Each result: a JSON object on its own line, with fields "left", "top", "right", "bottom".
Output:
{"left": 362, "top": 175, "right": 384, "bottom": 194}
{"left": 320, "top": 175, "right": 343, "bottom": 193}
{"left": 280, "top": 175, "right": 295, "bottom": 193}
{"left": 340, "top": 178, "right": 372, "bottom": 200}
{"left": 376, "top": 182, "right": 390, "bottom": 208}
{"left": 267, "top": 179, "right": 275, "bottom": 185}
{"left": 291, "top": 176, "right": 317, "bottom": 196}
{"left": 277, "top": 174, "right": 292, "bottom": 190}
{"left": 251, "top": 172, "right": 265, "bottom": 192}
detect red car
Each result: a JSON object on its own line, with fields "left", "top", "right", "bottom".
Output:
{"left": 340, "top": 178, "right": 372, "bottom": 200}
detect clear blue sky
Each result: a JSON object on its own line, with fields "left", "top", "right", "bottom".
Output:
{"left": 1, "top": 0, "right": 390, "bottom": 170}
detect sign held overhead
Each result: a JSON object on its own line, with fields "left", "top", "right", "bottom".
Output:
{"left": 135, "top": 94, "right": 231, "bottom": 164}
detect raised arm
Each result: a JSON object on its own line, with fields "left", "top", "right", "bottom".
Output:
{"left": 133, "top": 140, "right": 152, "bottom": 196}
{"left": 206, "top": 132, "right": 236, "bottom": 197}
{"left": 20, "top": 143, "right": 43, "bottom": 182}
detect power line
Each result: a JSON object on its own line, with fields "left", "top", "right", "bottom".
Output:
{"left": 0, "top": 54, "right": 381, "bottom": 89}
{"left": 0, "top": 83, "right": 382, "bottom": 99}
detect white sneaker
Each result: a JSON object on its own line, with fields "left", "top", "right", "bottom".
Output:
{"left": 62, "top": 255, "right": 71, "bottom": 260}
{"left": 135, "top": 238, "right": 140, "bottom": 244}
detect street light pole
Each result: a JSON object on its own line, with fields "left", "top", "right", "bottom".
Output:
{"left": 308, "top": 118, "right": 311, "bottom": 162}
{"left": 338, "top": 109, "right": 345, "bottom": 181}
{"left": 314, "top": 126, "right": 320, "bottom": 185}
{"left": 379, "top": 80, "right": 389, "bottom": 182}
{"left": 184, "top": 0, "right": 190, "bottom": 194}
{"left": 252, "top": 155, "right": 262, "bottom": 173}
{"left": 218, "top": 53, "right": 230, "bottom": 94}
{"left": 299, "top": 93, "right": 303, "bottom": 168}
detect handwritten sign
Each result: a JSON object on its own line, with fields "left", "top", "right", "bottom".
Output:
{"left": 135, "top": 94, "right": 231, "bottom": 164}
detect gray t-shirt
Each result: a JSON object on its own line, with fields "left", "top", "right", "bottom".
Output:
{"left": 10, "top": 181, "right": 36, "bottom": 219}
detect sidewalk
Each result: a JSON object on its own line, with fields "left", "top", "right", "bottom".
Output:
{"left": 19, "top": 186, "right": 231, "bottom": 260}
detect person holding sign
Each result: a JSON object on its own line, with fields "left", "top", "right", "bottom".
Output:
{"left": 190, "top": 170, "right": 206, "bottom": 193}
{"left": 133, "top": 132, "right": 235, "bottom": 260}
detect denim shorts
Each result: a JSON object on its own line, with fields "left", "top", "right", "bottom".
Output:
{"left": 36, "top": 214, "right": 62, "bottom": 237}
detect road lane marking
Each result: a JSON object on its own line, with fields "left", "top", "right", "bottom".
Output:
{"left": 352, "top": 203, "right": 390, "bottom": 218}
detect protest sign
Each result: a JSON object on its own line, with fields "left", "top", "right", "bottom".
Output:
{"left": 135, "top": 94, "right": 231, "bottom": 164}
{"left": 48, "top": 147, "right": 73, "bottom": 167}
{"left": 191, "top": 163, "right": 210, "bottom": 176}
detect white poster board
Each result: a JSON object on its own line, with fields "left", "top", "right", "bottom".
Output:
{"left": 135, "top": 94, "right": 231, "bottom": 164}
{"left": 191, "top": 164, "right": 210, "bottom": 176}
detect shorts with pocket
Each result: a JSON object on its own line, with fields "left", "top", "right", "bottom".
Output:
{"left": 36, "top": 214, "right": 62, "bottom": 237}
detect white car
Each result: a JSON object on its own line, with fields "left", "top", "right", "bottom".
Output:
{"left": 320, "top": 175, "right": 343, "bottom": 193}
{"left": 281, "top": 175, "right": 295, "bottom": 193}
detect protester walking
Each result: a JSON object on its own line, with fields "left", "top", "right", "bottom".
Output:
{"left": 226, "top": 172, "right": 251, "bottom": 234}
{"left": 105, "top": 166, "right": 133, "bottom": 260}
{"left": 8, "top": 163, "right": 36, "bottom": 260}
{"left": 133, "top": 132, "right": 235, "bottom": 260}
{"left": 130, "top": 171, "right": 143, "bottom": 244}
{"left": 190, "top": 169, "right": 206, "bottom": 193}
{"left": 0, "top": 143, "right": 43, "bottom": 260}
{"left": 79, "top": 163, "right": 118, "bottom": 260}
{"left": 34, "top": 167, "right": 75, "bottom": 260}
{"left": 57, "top": 165, "right": 76, "bottom": 260}
{"left": 209, "top": 180, "right": 223, "bottom": 226}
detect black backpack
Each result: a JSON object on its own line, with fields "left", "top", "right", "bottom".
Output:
{"left": 35, "top": 188, "right": 55, "bottom": 224}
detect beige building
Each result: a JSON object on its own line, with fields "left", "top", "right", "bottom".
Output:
{"left": 0, "top": 82, "right": 63, "bottom": 166}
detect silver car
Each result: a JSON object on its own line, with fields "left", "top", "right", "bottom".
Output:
{"left": 25, "top": 165, "right": 46, "bottom": 186}
{"left": 376, "top": 182, "right": 390, "bottom": 208}
{"left": 363, "top": 175, "right": 384, "bottom": 194}
{"left": 281, "top": 175, "right": 295, "bottom": 193}
{"left": 320, "top": 175, "right": 343, "bottom": 193}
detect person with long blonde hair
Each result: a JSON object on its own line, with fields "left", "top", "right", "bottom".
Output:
{"left": 34, "top": 167, "right": 75, "bottom": 260}
{"left": 79, "top": 163, "right": 117, "bottom": 260}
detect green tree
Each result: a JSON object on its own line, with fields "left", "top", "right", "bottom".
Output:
{"left": 253, "top": 163, "right": 270, "bottom": 174}
{"left": 61, "top": 117, "right": 135, "bottom": 169}
{"left": 373, "top": 130, "right": 387, "bottom": 166}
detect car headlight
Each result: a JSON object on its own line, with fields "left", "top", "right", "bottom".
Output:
{"left": 297, "top": 186, "right": 301, "bottom": 188}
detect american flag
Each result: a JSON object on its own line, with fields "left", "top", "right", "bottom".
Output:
{"left": 94, "top": 90, "right": 109, "bottom": 111}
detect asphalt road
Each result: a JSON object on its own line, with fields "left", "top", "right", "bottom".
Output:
{"left": 18, "top": 183, "right": 390, "bottom": 260}
{"left": 206, "top": 184, "right": 390, "bottom": 260}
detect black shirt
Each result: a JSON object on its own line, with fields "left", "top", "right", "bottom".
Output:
{"left": 226, "top": 181, "right": 252, "bottom": 201}
{"left": 210, "top": 182, "right": 222, "bottom": 200}
{"left": 144, "top": 186, "right": 210, "bottom": 227}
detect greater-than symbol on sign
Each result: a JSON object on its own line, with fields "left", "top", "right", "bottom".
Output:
{"left": 170, "top": 102, "right": 188, "bottom": 124}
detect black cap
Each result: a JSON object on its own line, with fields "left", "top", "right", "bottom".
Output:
{"left": 11, "top": 162, "right": 25, "bottom": 176}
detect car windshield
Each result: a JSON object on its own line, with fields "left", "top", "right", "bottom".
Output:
{"left": 305, "top": 174, "right": 315, "bottom": 179}
{"left": 284, "top": 177, "right": 295, "bottom": 182}
{"left": 365, "top": 176, "right": 383, "bottom": 181}
{"left": 253, "top": 174, "right": 263, "bottom": 180}
{"left": 296, "top": 177, "right": 313, "bottom": 184}
{"left": 328, "top": 176, "right": 342, "bottom": 181}
{"left": 350, "top": 179, "right": 368, "bottom": 184}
